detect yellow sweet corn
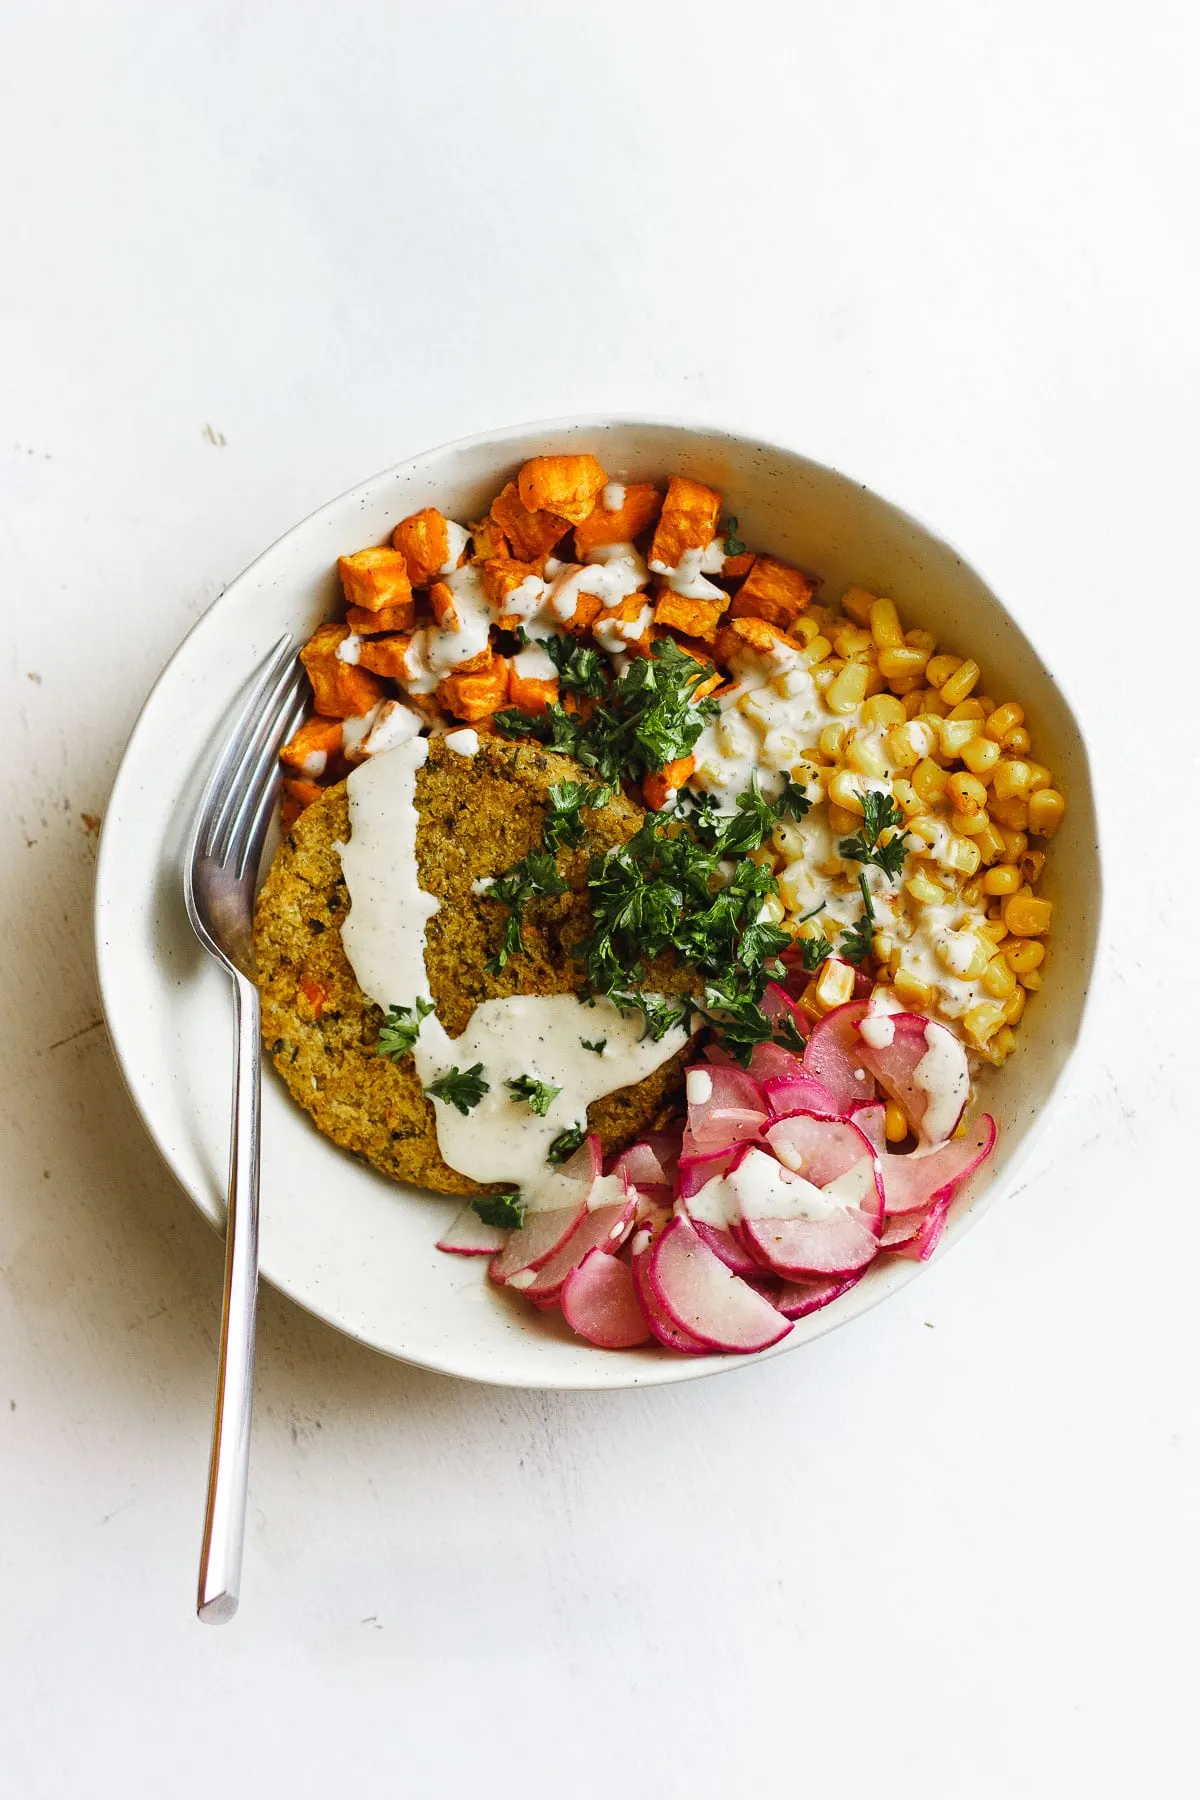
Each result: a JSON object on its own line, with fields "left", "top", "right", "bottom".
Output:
{"left": 1003, "top": 893, "right": 1053, "bottom": 937}
{"left": 1028, "top": 789, "right": 1066, "bottom": 837}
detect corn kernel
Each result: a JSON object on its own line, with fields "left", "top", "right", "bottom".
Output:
{"left": 1024, "top": 762, "right": 1052, "bottom": 793}
{"left": 885, "top": 720, "right": 936, "bottom": 768}
{"left": 1004, "top": 939, "right": 1045, "bottom": 974}
{"left": 1018, "top": 966, "right": 1043, "bottom": 992}
{"left": 947, "top": 771, "right": 988, "bottom": 816}
{"left": 985, "top": 1026, "right": 1017, "bottom": 1063}
{"left": 960, "top": 735, "right": 1001, "bottom": 779}
{"left": 748, "top": 844, "right": 779, "bottom": 871}
{"left": 926, "top": 653, "right": 962, "bottom": 689}
{"left": 980, "top": 917, "right": 1008, "bottom": 942}
{"left": 814, "top": 957, "right": 856, "bottom": 1013}
{"left": 803, "top": 635, "right": 833, "bottom": 667}
{"left": 827, "top": 802, "right": 863, "bottom": 836}
{"left": 862, "top": 665, "right": 886, "bottom": 697}
{"left": 893, "top": 968, "right": 934, "bottom": 1008}
{"left": 790, "top": 614, "right": 821, "bottom": 645}
{"left": 982, "top": 956, "right": 1017, "bottom": 999}
{"left": 983, "top": 863, "right": 1021, "bottom": 896}
{"left": 905, "top": 628, "right": 937, "bottom": 654}
{"left": 868, "top": 597, "right": 905, "bottom": 650}
{"left": 912, "top": 757, "right": 948, "bottom": 804}
{"left": 964, "top": 1000, "right": 1007, "bottom": 1046}
{"left": 827, "top": 770, "right": 867, "bottom": 816}
{"left": 878, "top": 645, "right": 930, "bottom": 682}
{"left": 915, "top": 689, "right": 949, "bottom": 717}
{"left": 992, "top": 759, "right": 1034, "bottom": 803}
{"left": 760, "top": 893, "right": 786, "bottom": 924}
{"left": 947, "top": 699, "right": 986, "bottom": 722}
{"left": 937, "top": 931, "right": 989, "bottom": 979}
{"left": 819, "top": 722, "right": 848, "bottom": 760}
{"left": 1004, "top": 726, "right": 1032, "bottom": 754}
{"left": 1019, "top": 849, "right": 1047, "bottom": 885}
{"left": 902, "top": 689, "right": 928, "bottom": 716}
{"left": 940, "top": 659, "right": 981, "bottom": 706}
{"left": 993, "top": 825, "right": 1028, "bottom": 862}
{"left": 941, "top": 835, "right": 981, "bottom": 877}
{"left": 831, "top": 622, "right": 873, "bottom": 660}
{"left": 937, "top": 718, "right": 978, "bottom": 759}
{"left": 906, "top": 870, "right": 945, "bottom": 906}
{"left": 1028, "top": 789, "right": 1066, "bottom": 837}
{"left": 950, "top": 808, "right": 990, "bottom": 837}
{"left": 976, "top": 695, "right": 996, "bottom": 716}
{"left": 990, "top": 794, "right": 1030, "bottom": 831}
{"left": 846, "top": 733, "right": 888, "bottom": 780}
{"left": 892, "top": 779, "right": 923, "bottom": 820}
{"left": 826, "top": 661, "right": 870, "bottom": 714}
{"left": 884, "top": 1100, "right": 908, "bottom": 1144}
{"left": 840, "top": 586, "right": 877, "bottom": 625}
{"left": 1003, "top": 986, "right": 1026, "bottom": 1025}
{"left": 961, "top": 880, "right": 982, "bottom": 906}
{"left": 1003, "top": 893, "right": 1053, "bottom": 937}
{"left": 861, "top": 693, "right": 906, "bottom": 728}
{"left": 984, "top": 702, "right": 1024, "bottom": 743}
{"left": 974, "top": 820, "right": 1007, "bottom": 865}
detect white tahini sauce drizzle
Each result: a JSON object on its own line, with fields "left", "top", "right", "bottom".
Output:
{"left": 913, "top": 1021, "right": 970, "bottom": 1145}
{"left": 444, "top": 727, "right": 479, "bottom": 756}
{"left": 859, "top": 1013, "right": 895, "bottom": 1050}
{"left": 337, "top": 733, "right": 690, "bottom": 1192}
{"left": 649, "top": 544, "right": 725, "bottom": 601}
{"left": 601, "top": 481, "right": 626, "bottom": 511}
{"left": 440, "top": 518, "right": 471, "bottom": 573}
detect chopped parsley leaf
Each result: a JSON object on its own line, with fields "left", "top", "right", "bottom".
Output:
{"left": 425, "top": 1063, "right": 489, "bottom": 1115}
{"left": 479, "top": 850, "right": 569, "bottom": 974}
{"left": 471, "top": 1192, "right": 525, "bottom": 1229}
{"left": 543, "top": 634, "right": 608, "bottom": 697}
{"left": 722, "top": 516, "right": 747, "bottom": 557}
{"left": 543, "top": 779, "right": 613, "bottom": 852}
{"left": 376, "top": 996, "right": 435, "bottom": 1060}
{"left": 839, "top": 789, "right": 909, "bottom": 880}
{"left": 580, "top": 1037, "right": 607, "bottom": 1054}
{"left": 547, "top": 1123, "right": 588, "bottom": 1164}
{"left": 504, "top": 1074, "right": 562, "bottom": 1116}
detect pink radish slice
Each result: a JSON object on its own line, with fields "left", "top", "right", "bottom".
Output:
{"left": 762, "top": 980, "right": 803, "bottom": 1025}
{"left": 648, "top": 1217, "right": 792, "bottom": 1353}
{"left": 510, "top": 1200, "right": 636, "bottom": 1300}
{"left": 690, "top": 1219, "right": 763, "bottom": 1278}
{"left": 848, "top": 1101, "right": 887, "bottom": 1154}
{"left": 436, "top": 1207, "right": 508, "bottom": 1255}
{"left": 878, "top": 1114, "right": 996, "bottom": 1215}
{"left": 891, "top": 1189, "right": 955, "bottom": 1260}
{"left": 878, "top": 1209, "right": 926, "bottom": 1249}
{"left": 739, "top": 1208, "right": 881, "bottom": 1279}
{"left": 800, "top": 999, "right": 874, "bottom": 1112}
{"left": 764, "top": 1111, "right": 883, "bottom": 1194}
{"left": 490, "top": 1203, "right": 587, "bottom": 1281}
{"left": 855, "top": 1015, "right": 969, "bottom": 1145}
{"left": 561, "top": 1250, "right": 652, "bottom": 1348}
{"left": 687, "top": 1064, "right": 768, "bottom": 1145}
{"left": 630, "top": 1236, "right": 710, "bottom": 1353}
{"left": 747, "top": 1041, "right": 806, "bottom": 1085}
{"left": 762, "top": 1073, "right": 841, "bottom": 1118}
{"left": 677, "top": 1142, "right": 742, "bottom": 1198}
{"left": 775, "top": 1271, "right": 865, "bottom": 1319}
{"left": 556, "top": 1132, "right": 603, "bottom": 1188}
{"left": 611, "top": 1135, "right": 675, "bottom": 1188}
{"left": 702, "top": 1041, "right": 738, "bottom": 1066}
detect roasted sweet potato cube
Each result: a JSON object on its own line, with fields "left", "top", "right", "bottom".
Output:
{"left": 437, "top": 651, "right": 510, "bottom": 721}
{"left": 280, "top": 776, "right": 326, "bottom": 831}
{"left": 651, "top": 588, "right": 730, "bottom": 646}
{"left": 643, "top": 756, "right": 696, "bottom": 813}
{"left": 300, "top": 623, "right": 388, "bottom": 718}
{"left": 508, "top": 659, "right": 560, "bottom": 716}
{"left": 557, "top": 584, "right": 605, "bottom": 636}
{"left": 357, "top": 633, "right": 416, "bottom": 680}
{"left": 729, "top": 556, "right": 817, "bottom": 631}
{"left": 595, "top": 591, "right": 654, "bottom": 656}
{"left": 722, "top": 551, "right": 755, "bottom": 579}
{"left": 517, "top": 454, "right": 607, "bottom": 526}
{"left": 428, "top": 580, "right": 460, "bottom": 630}
{"left": 489, "top": 482, "right": 568, "bottom": 562}
{"left": 649, "top": 476, "right": 722, "bottom": 570}
{"left": 480, "top": 558, "right": 545, "bottom": 629}
{"left": 714, "top": 614, "right": 804, "bottom": 669}
{"left": 337, "top": 546, "right": 413, "bottom": 614}
{"left": 470, "top": 515, "right": 510, "bottom": 561}
{"left": 280, "top": 715, "right": 344, "bottom": 777}
{"left": 346, "top": 599, "right": 416, "bottom": 636}
{"left": 392, "top": 507, "right": 456, "bottom": 587}
{"left": 573, "top": 482, "right": 662, "bottom": 558}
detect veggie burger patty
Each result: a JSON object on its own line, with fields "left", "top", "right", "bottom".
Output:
{"left": 253, "top": 733, "right": 693, "bottom": 1195}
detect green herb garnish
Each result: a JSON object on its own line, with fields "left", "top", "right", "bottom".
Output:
{"left": 471, "top": 1192, "right": 525, "bottom": 1229}
{"left": 611, "top": 990, "right": 695, "bottom": 1041}
{"left": 777, "top": 777, "right": 812, "bottom": 821}
{"left": 773, "top": 1011, "right": 808, "bottom": 1053}
{"left": 797, "top": 933, "right": 834, "bottom": 973}
{"left": 839, "top": 789, "right": 909, "bottom": 880}
{"left": 504, "top": 1074, "right": 562, "bottom": 1116}
{"left": 425, "top": 1063, "right": 490, "bottom": 1115}
{"left": 542, "top": 633, "right": 608, "bottom": 697}
{"left": 839, "top": 871, "right": 877, "bottom": 966}
{"left": 543, "top": 779, "right": 613, "bottom": 852}
{"left": 580, "top": 1037, "right": 607, "bottom": 1054}
{"left": 479, "top": 849, "right": 570, "bottom": 974}
{"left": 547, "top": 1123, "right": 588, "bottom": 1164}
{"left": 722, "top": 516, "right": 746, "bottom": 557}
{"left": 376, "top": 996, "right": 435, "bottom": 1060}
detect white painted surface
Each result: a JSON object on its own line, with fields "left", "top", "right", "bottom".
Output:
{"left": 0, "top": 3, "right": 1196, "bottom": 1797}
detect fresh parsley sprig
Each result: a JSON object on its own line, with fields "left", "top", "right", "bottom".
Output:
{"left": 839, "top": 789, "right": 909, "bottom": 880}
{"left": 425, "top": 1063, "right": 490, "bottom": 1115}
{"left": 542, "top": 634, "right": 607, "bottom": 697}
{"left": 504, "top": 1074, "right": 562, "bottom": 1116}
{"left": 547, "top": 1123, "right": 588, "bottom": 1164}
{"left": 580, "top": 1037, "right": 607, "bottom": 1054}
{"left": 722, "top": 516, "right": 746, "bottom": 557}
{"left": 471, "top": 1192, "right": 525, "bottom": 1229}
{"left": 480, "top": 850, "right": 570, "bottom": 975}
{"left": 797, "top": 933, "right": 834, "bottom": 973}
{"left": 543, "top": 779, "right": 612, "bottom": 852}
{"left": 839, "top": 871, "right": 877, "bottom": 966}
{"left": 376, "top": 996, "right": 435, "bottom": 1060}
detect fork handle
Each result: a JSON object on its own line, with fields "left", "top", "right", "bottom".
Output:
{"left": 197, "top": 969, "right": 262, "bottom": 1623}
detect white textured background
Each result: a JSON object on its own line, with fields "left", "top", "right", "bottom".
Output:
{"left": 2, "top": 3, "right": 1197, "bottom": 1795}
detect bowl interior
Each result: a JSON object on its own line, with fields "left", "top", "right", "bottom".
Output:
{"left": 96, "top": 418, "right": 1100, "bottom": 1389}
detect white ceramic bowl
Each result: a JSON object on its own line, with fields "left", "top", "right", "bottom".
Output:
{"left": 95, "top": 416, "right": 1101, "bottom": 1389}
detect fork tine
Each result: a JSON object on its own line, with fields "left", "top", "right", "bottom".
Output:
{"left": 194, "top": 635, "right": 293, "bottom": 855}
{"left": 209, "top": 658, "right": 306, "bottom": 865}
{"left": 231, "top": 687, "right": 312, "bottom": 882}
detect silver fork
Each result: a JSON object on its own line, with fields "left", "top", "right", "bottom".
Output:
{"left": 184, "top": 634, "right": 307, "bottom": 1623}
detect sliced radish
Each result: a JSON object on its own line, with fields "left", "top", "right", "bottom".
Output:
{"left": 677, "top": 1142, "right": 743, "bottom": 1197}
{"left": 878, "top": 1209, "right": 926, "bottom": 1249}
{"left": 775, "top": 1271, "right": 865, "bottom": 1319}
{"left": 764, "top": 1111, "right": 883, "bottom": 1192}
{"left": 848, "top": 1101, "right": 887, "bottom": 1154}
{"left": 561, "top": 1249, "right": 652, "bottom": 1348}
{"left": 878, "top": 1114, "right": 996, "bottom": 1215}
{"left": 747, "top": 1041, "right": 806, "bottom": 1085}
{"left": 800, "top": 999, "right": 874, "bottom": 1111}
{"left": 610, "top": 1133, "right": 676, "bottom": 1189}
{"left": 855, "top": 1014, "right": 969, "bottom": 1146}
{"left": 648, "top": 1217, "right": 791, "bottom": 1354}
{"left": 436, "top": 1207, "right": 508, "bottom": 1256}
{"left": 630, "top": 1229, "right": 710, "bottom": 1353}
{"left": 686, "top": 1064, "right": 768, "bottom": 1146}
{"left": 890, "top": 1188, "right": 955, "bottom": 1260}
{"left": 689, "top": 1219, "right": 763, "bottom": 1277}
{"left": 739, "top": 1208, "right": 880, "bottom": 1279}
{"left": 728, "top": 1142, "right": 881, "bottom": 1279}
{"left": 762, "top": 1072, "right": 841, "bottom": 1118}
{"left": 490, "top": 1204, "right": 587, "bottom": 1282}
{"left": 510, "top": 1199, "right": 636, "bottom": 1300}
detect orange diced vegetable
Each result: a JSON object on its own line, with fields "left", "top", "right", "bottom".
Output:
{"left": 280, "top": 776, "right": 325, "bottom": 831}
{"left": 648, "top": 476, "right": 721, "bottom": 569}
{"left": 437, "top": 651, "right": 510, "bottom": 721}
{"left": 508, "top": 662, "right": 560, "bottom": 716}
{"left": 392, "top": 507, "right": 456, "bottom": 587}
{"left": 300, "top": 623, "right": 387, "bottom": 718}
{"left": 357, "top": 633, "right": 416, "bottom": 680}
{"left": 600, "top": 591, "right": 654, "bottom": 654}
{"left": 714, "top": 614, "right": 804, "bottom": 668}
{"left": 481, "top": 557, "right": 544, "bottom": 628}
{"left": 643, "top": 756, "right": 696, "bottom": 812}
{"left": 669, "top": 636, "right": 724, "bottom": 700}
{"left": 573, "top": 483, "right": 662, "bottom": 557}
{"left": 722, "top": 551, "right": 755, "bottom": 579}
{"left": 337, "top": 547, "right": 413, "bottom": 614}
{"left": 346, "top": 599, "right": 416, "bottom": 636}
{"left": 517, "top": 454, "right": 607, "bottom": 526}
{"left": 298, "top": 974, "right": 331, "bottom": 1017}
{"left": 280, "top": 715, "right": 343, "bottom": 776}
{"left": 428, "top": 580, "right": 460, "bottom": 630}
{"left": 469, "top": 515, "right": 510, "bottom": 561}
{"left": 489, "top": 482, "right": 568, "bottom": 562}
{"left": 729, "top": 556, "right": 816, "bottom": 632}
{"left": 558, "top": 587, "right": 605, "bottom": 636}
{"left": 651, "top": 589, "right": 729, "bottom": 645}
